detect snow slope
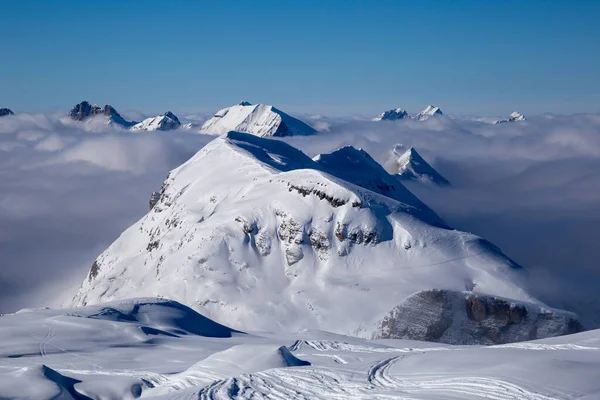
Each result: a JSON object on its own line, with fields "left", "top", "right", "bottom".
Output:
{"left": 67, "top": 131, "right": 570, "bottom": 341}
{"left": 131, "top": 111, "right": 181, "bottom": 131}
{"left": 414, "top": 105, "right": 443, "bottom": 121}
{"left": 385, "top": 144, "right": 451, "bottom": 185}
{"left": 495, "top": 111, "right": 527, "bottom": 124}
{"left": 199, "top": 102, "right": 317, "bottom": 136}
{"left": 1, "top": 299, "right": 599, "bottom": 399}
{"left": 373, "top": 107, "right": 409, "bottom": 121}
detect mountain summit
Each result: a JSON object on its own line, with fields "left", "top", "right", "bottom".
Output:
{"left": 68, "top": 132, "right": 578, "bottom": 343}
{"left": 372, "top": 108, "right": 409, "bottom": 121}
{"left": 200, "top": 103, "right": 316, "bottom": 137}
{"left": 494, "top": 111, "right": 526, "bottom": 124}
{"left": 385, "top": 145, "right": 450, "bottom": 186}
{"left": 414, "top": 105, "right": 443, "bottom": 121}
{"left": 0, "top": 108, "right": 14, "bottom": 117}
{"left": 132, "top": 111, "right": 181, "bottom": 131}
{"left": 68, "top": 101, "right": 136, "bottom": 127}
{"left": 373, "top": 105, "right": 444, "bottom": 122}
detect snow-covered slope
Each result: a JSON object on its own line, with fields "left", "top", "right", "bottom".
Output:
{"left": 385, "top": 145, "right": 450, "bottom": 186}
{"left": 131, "top": 111, "right": 181, "bottom": 131}
{"left": 373, "top": 108, "right": 409, "bottom": 121}
{"left": 414, "top": 105, "right": 443, "bottom": 121}
{"left": 1, "top": 299, "right": 598, "bottom": 399}
{"left": 69, "top": 132, "right": 570, "bottom": 339}
{"left": 495, "top": 111, "right": 527, "bottom": 124}
{"left": 199, "top": 102, "right": 316, "bottom": 137}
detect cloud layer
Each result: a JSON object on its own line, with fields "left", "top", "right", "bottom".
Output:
{"left": 1, "top": 111, "right": 599, "bottom": 327}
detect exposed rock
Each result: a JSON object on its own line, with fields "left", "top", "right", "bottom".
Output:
{"left": 149, "top": 191, "right": 161, "bottom": 210}
{"left": 68, "top": 101, "right": 136, "bottom": 127}
{"left": 88, "top": 261, "right": 100, "bottom": 282}
{"left": 372, "top": 289, "right": 583, "bottom": 345}
{"left": 0, "top": 108, "right": 14, "bottom": 117}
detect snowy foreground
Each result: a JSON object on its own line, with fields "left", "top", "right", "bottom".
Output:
{"left": 1, "top": 299, "right": 599, "bottom": 399}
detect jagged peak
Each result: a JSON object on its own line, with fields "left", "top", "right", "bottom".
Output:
{"left": 0, "top": 108, "right": 14, "bottom": 117}
{"left": 239, "top": 100, "right": 252, "bottom": 106}
{"left": 386, "top": 144, "right": 450, "bottom": 186}
{"left": 373, "top": 107, "right": 409, "bottom": 121}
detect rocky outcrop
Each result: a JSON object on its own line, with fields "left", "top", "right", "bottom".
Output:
{"left": 149, "top": 191, "right": 161, "bottom": 210}
{"left": 372, "top": 289, "right": 582, "bottom": 345}
{"left": 0, "top": 108, "right": 14, "bottom": 117}
{"left": 68, "top": 101, "right": 136, "bottom": 127}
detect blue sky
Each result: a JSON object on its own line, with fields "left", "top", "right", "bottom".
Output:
{"left": 1, "top": 0, "right": 599, "bottom": 116}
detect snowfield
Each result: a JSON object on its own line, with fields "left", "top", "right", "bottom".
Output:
{"left": 1, "top": 298, "right": 599, "bottom": 399}
{"left": 199, "top": 102, "right": 317, "bottom": 137}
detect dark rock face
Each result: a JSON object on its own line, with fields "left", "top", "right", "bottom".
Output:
{"left": 0, "top": 108, "right": 14, "bottom": 117}
{"left": 69, "top": 101, "right": 136, "bottom": 127}
{"left": 149, "top": 191, "right": 161, "bottom": 210}
{"left": 159, "top": 112, "right": 181, "bottom": 130}
{"left": 372, "top": 289, "right": 583, "bottom": 345}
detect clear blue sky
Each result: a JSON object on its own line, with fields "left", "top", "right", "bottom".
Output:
{"left": 1, "top": 0, "right": 599, "bottom": 116}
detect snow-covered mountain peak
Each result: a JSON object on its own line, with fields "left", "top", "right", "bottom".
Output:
{"left": 69, "top": 131, "right": 574, "bottom": 340}
{"left": 131, "top": 111, "right": 181, "bottom": 131}
{"left": 200, "top": 103, "right": 317, "bottom": 137}
{"left": 372, "top": 108, "right": 409, "bottom": 121}
{"left": 415, "top": 105, "right": 443, "bottom": 121}
{"left": 386, "top": 144, "right": 450, "bottom": 186}
{"left": 494, "top": 111, "right": 527, "bottom": 124}
{"left": 509, "top": 111, "right": 526, "bottom": 121}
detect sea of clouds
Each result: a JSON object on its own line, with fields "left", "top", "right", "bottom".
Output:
{"left": 1, "top": 111, "right": 599, "bottom": 326}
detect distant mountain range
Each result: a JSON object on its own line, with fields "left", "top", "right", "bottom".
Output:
{"left": 373, "top": 105, "right": 443, "bottom": 121}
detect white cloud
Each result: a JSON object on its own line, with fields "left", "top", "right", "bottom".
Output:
{"left": 0, "top": 111, "right": 599, "bottom": 325}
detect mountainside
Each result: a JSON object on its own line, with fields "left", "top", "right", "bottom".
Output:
{"left": 0, "top": 108, "right": 14, "bottom": 117}
{"left": 373, "top": 105, "right": 443, "bottom": 122}
{"left": 199, "top": 102, "right": 316, "bottom": 137}
{"left": 495, "top": 111, "right": 526, "bottom": 124}
{"left": 385, "top": 145, "right": 450, "bottom": 186}
{"left": 69, "top": 132, "right": 573, "bottom": 340}
{"left": 414, "top": 105, "right": 443, "bottom": 121}
{"left": 68, "top": 101, "right": 137, "bottom": 127}
{"left": 132, "top": 111, "right": 181, "bottom": 131}
{"left": 373, "top": 108, "right": 409, "bottom": 121}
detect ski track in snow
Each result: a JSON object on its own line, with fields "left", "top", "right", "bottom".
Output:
{"left": 193, "top": 353, "right": 562, "bottom": 400}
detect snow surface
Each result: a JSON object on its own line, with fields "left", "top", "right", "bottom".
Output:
{"left": 199, "top": 103, "right": 317, "bottom": 137}
{"left": 1, "top": 298, "right": 599, "bottom": 399}
{"left": 385, "top": 144, "right": 451, "bottom": 185}
{"left": 373, "top": 107, "right": 409, "bottom": 121}
{"left": 132, "top": 112, "right": 181, "bottom": 131}
{"left": 69, "top": 131, "right": 546, "bottom": 339}
{"left": 414, "top": 105, "right": 443, "bottom": 121}
{"left": 495, "top": 111, "right": 527, "bottom": 124}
